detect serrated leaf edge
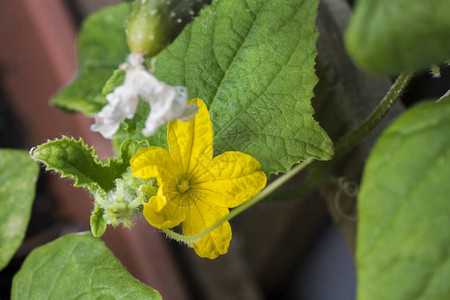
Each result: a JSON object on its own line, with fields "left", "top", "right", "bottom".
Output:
{"left": 30, "top": 136, "right": 123, "bottom": 192}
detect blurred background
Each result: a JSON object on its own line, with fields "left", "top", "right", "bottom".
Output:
{"left": 0, "top": 1, "right": 448, "bottom": 299}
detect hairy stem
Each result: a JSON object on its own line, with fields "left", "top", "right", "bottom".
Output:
{"left": 334, "top": 72, "right": 413, "bottom": 157}
{"left": 266, "top": 72, "right": 413, "bottom": 201}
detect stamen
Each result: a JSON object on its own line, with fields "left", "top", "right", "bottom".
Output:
{"left": 176, "top": 179, "right": 190, "bottom": 194}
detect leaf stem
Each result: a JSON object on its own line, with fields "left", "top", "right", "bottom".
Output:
{"left": 161, "top": 158, "right": 314, "bottom": 244}
{"left": 266, "top": 71, "right": 413, "bottom": 201}
{"left": 334, "top": 71, "right": 413, "bottom": 157}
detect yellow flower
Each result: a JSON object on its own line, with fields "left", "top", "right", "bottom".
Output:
{"left": 130, "top": 99, "right": 267, "bottom": 259}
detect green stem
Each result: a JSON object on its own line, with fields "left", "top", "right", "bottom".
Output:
{"left": 161, "top": 158, "right": 314, "bottom": 244}
{"left": 334, "top": 71, "right": 413, "bottom": 157}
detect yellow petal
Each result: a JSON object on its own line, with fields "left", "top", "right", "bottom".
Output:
{"left": 132, "top": 146, "right": 185, "bottom": 227}
{"left": 194, "top": 151, "right": 267, "bottom": 208}
{"left": 147, "top": 188, "right": 167, "bottom": 212}
{"left": 182, "top": 198, "right": 231, "bottom": 259}
{"left": 167, "top": 99, "right": 213, "bottom": 176}
{"left": 143, "top": 194, "right": 186, "bottom": 228}
{"left": 130, "top": 146, "right": 178, "bottom": 179}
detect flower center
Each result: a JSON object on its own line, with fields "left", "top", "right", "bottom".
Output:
{"left": 176, "top": 178, "right": 190, "bottom": 194}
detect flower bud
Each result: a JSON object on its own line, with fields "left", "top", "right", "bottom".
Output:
{"left": 89, "top": 170, "right": 158, "bottom": 236}
{"left": 90, "top": 205, "right": 107, "bottom": 237}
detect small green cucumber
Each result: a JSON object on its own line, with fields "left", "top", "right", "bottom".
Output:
{"left": 126, "top": 0, "right": 210, "bottom": 57}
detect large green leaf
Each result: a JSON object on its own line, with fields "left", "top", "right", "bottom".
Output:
{"left": 357, "top": 98, "right": 450, "bottom": 300}
{"left": 11, "top": 233, "right": 161, "bottom": 299}
{"left": 346, "top": 0, "right": 450, "bottom": 74}
{"left": 51, "top": 3, "right": 130, "bottom": 115}
{"left": 114, "top": 0, "right": 334, "bottom": 174}
{"left": 0, "top": 150, "right": 39, "bottom": 270}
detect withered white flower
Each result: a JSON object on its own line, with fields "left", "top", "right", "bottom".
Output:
{"left": 91, "top": 53, "right": 197, "bottom": 139}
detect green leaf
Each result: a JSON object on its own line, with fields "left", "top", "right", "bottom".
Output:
{"left": 31, "top": 137, "right": 129, "bottom": 193}
{"left": 345, "top": 0, "right": 450, "bottom": 74}
{"left": 357, "top": 98, "right": 450, "bottom": 300}
{"left": 51, "top": 3, "right": 131, "bottom": 115}
{"left": 31, "top": 138, "right": 151, "bottom": 233}
{"left": 118, "top": 0, "right": 334, "bottom": 174}
{"left": 11, "top": 233, "right": 162, "bottom": 299}
{"left": 102, "top": 69, "right": 125, "bottom": 96}
{"left": 0, "top": 150, "right": 39, "bottom": 270}
{"left": 118, "top": 138, "right": 149, "bottom": 163}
